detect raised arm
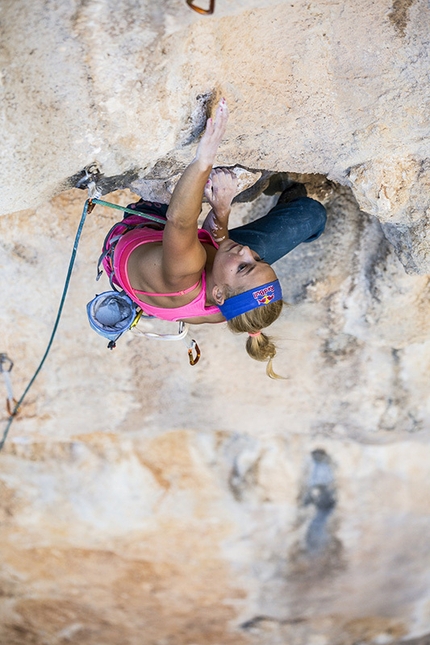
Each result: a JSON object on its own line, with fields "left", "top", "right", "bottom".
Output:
{"left": 161, "top": 99, "right": 229, "bottom": 285}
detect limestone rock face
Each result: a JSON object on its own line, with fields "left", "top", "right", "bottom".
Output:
{"left": 0, "top": 1, "right": 430, "bottom": 645}
{"left": 1, "top": 182, "right": 430, "bottom": 645}
{"left": 1, "top": 0, "right": 429, "bottom": 268}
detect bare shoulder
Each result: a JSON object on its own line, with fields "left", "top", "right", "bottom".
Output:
{"left": 128, "top": 239, "right": 204, "bottom": 294}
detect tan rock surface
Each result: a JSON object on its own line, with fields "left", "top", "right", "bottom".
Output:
{"left": 1, "top": 183, "right": 430, "bottom": 644}
{"left": 1, "top": 0, "right": 429, "bottom": 268}
{"left": 0, "top": 1, "right": 430, "bottom": 644}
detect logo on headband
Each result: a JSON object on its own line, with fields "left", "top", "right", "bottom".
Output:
{"left": 252, "top": 285, "right": 275, "bottom": 306}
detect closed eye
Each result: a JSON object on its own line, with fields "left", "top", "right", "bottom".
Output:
{"left": 253, "top": 252, "right": 266, "bottom": 262}
{"left": 237, "top": 256, "right": 267, "bottom": 275}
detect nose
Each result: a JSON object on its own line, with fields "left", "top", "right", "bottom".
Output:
{"left": 238, "top": 245, "right": 252, "bottom": 256}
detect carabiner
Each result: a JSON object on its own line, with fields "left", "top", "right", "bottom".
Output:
{"left": 0, "top": 354, "right": 13, "bottom": 373}
{"left": 130, "top": 309, "right": 144, "bottom": 329}
{"left": 187, "top": 340, "right": 201, "bottom": 366}
{"left": 6, "top": 398, "right": 18, "bottom": 417}
{"left": 186, "top": 0, "right": 215, "bottom": 15}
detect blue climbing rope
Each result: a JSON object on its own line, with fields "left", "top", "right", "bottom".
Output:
{"left": 0, "top": 199, "right": 92, "bottom": 451}
{"left": 91, "top": 198, "right": 166, "bottom": 224}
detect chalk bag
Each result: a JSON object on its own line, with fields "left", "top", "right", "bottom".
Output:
{"left": 87, "top": 291, "right": 138, "bottom": 349}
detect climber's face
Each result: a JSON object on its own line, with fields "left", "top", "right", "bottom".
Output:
{"left": 212, "top": 240, "right": 276, "bottom": 295}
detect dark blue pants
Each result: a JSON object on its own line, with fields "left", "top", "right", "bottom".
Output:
{"left": 229, "top": 197, "right": 327, "bottom": 265}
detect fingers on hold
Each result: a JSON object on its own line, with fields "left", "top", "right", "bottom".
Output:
{"left": 223, "top": 168, "right": 237, "bottom": 183}
{"left": 216, "top": 99, "right": 228, "bottom": 118}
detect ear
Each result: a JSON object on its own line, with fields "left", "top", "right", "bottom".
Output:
{"left": 212, "top": 285, "right": 225, "bottom": 306}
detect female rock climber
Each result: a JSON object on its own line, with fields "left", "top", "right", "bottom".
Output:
{"left": 101, "top": 98, "right": 327, "bottom": 377}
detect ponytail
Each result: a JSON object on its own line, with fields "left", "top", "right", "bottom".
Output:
{"left": 227, "top": 299, "right": 284, "bottom": 379}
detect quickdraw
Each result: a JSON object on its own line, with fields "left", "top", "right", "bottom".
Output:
{"left": 186, "top": 0, "right": 215, "bottom": 15}
{"left": 0, "top": 354, "right": 18, "bottom": 417}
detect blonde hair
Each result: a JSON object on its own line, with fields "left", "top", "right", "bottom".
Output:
{"left": 227, "top": 299, "right": 284, "bottom": 378}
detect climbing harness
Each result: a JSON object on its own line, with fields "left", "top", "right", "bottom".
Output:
{"left": 86, "top": 290, "right": 200, "bottom": 365}
{"left": 130, "top": 321, "right": 201, "bottom": 366}
{"left": 186, "top": 0, "right": 215, "bottom": 15}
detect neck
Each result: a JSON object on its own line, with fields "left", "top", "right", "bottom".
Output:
{"left": 204, "top": 263, "right": 217, "bottom": 305}
{"left": 202, "top": 241, "right": 218, "bottom": 304}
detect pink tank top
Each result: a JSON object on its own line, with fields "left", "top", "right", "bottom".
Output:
{"left": 113, "top": 227, "right": 221, "bottom": 322}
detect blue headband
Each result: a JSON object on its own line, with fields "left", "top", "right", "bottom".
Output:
{"left": 219, "top": 280, "right": 283, "bottom": 321}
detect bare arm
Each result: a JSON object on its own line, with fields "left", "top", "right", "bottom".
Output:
{"left": 161, "top": 99, "right": 229, "bottom": 284}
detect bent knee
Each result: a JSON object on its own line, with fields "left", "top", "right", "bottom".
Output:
{"left": 309, "top": 198, "right": 327, "bottom": 226}
{"left": 306, "top": 197, "right": 327, "bottom": 239}
{"left": 299, "top": 197, "right": 327, "bottom": 241}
